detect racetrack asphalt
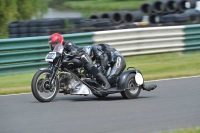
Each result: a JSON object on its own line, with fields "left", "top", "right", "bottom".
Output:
{"left": 0, "top": 76, "right": 200, "bottom": 133}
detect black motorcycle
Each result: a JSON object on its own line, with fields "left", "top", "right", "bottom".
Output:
{"left": 31, "top": 44, "right": 157, "bottom": 102}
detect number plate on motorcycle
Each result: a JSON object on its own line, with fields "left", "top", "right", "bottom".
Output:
{"left": 45, "top": 52, "right": 56, "bottom": 62}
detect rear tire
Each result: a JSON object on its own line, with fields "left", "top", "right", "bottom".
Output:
{"left": 121, "top": 73, "right": 141, "bottom": 99}
{"left": 31, "top": 70, "right": 59, "bottom": 102}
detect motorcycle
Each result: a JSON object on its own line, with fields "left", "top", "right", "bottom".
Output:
{"left": 31, "top": 43, "right": 157, "bottom": 102}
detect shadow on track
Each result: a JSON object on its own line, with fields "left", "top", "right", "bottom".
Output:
{"left": 51, "top": 95, "right": 154, "bottom": 102}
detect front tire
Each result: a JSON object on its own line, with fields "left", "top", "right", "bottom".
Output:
{"left": 121, "top": 73, "right": 141, "bottom": 99}
{"left": 31, "top": 69, "right": 59, "bottom": 102}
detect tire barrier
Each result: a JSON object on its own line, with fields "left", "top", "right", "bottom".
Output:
{"left": 144, "top": 0, "right": 199, "bottom": 24}
{"left": 100, "top": 12, "right": 116, "bottom": 23}
{"left": 165, "top": 0, "right": 178, "bottom": 13}
{"left": 90, "top": 10, "right": 143, "bottom": 24}
{"left": 123, "top": 11, "right": 143, "bottom": 23}
{"left": 7, "top": 0, "right": 199, "bottom": 37}
{"left": 8, "top": 18, "right": 65, "bottom": 38}
{"left": 149, "top": 14, "right": 161, "bottom": 24}
{"left": 141, "top": 0, "right": 197, "bottom": 16}
{"left": 111, "top": 11, "right": 129, "bottom": 23}
{"left": 177, "top": 0, "right": 188, "bottom": 12}
{"left": 89, "top": 14, "right": 102, "bottom": 19}
{"left": 2, "top": 24, "right": 200, "bottom": 75}
{"left": 74, "top": 19, "right": 112, "bottom": 28}
{"left": 152, "top": 0, "right": 168, "bottom": 14}
{"left": 149, "top": 9, "right": 200, "bottom": 24}
{"left": 68, "top": 17, "right": 84, "bottom": 24}
{"left": 140, "top": 2, "right": 154, "bottom": 15}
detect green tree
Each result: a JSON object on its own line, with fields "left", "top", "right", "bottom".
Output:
{"left": 0, "top": 0, "right": 49, "bottom": 39}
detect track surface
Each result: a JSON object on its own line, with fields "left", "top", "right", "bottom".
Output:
{"left": 0, "top": 76, "right": 200, "bottom": 133}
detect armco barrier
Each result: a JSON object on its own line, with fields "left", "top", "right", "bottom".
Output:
{"left": 92, "top": 25, "right": 186, "bottom": 56}
{"left": 0, "top": 32, "right": 94, "bottom": 75}
{"left": 92, "top": 24, "right": 200, "bottom": 56}
{"left": 0, "top": 24, "right": 200, "bottom": 75}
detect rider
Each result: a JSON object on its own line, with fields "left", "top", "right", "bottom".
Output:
{"left": 83, "top": 44, "right": 157, "bottom": 91}
{"left": 83, "top": 44, "right": 126, "bottom": 87}
{"left": 48, "top": 33, "right": 111, "bottom": 90}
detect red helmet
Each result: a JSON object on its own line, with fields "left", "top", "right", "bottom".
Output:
{"left": 49, "top": 33, "right": 64, "bottom": 50}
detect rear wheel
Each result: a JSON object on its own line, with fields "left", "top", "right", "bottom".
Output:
{"left": 31, "top": 70, "right": 59, "bottom": 102}
{"left": 121, "top": 73, "right": 141, "bottom": 99}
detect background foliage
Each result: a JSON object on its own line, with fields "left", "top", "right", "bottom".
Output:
{"left": 0, "top": 0, "right": 49, "bottom": 39}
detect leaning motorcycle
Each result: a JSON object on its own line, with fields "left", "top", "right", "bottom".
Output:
{"left": 31, "top": 43, "right": 157, "bottom": 102}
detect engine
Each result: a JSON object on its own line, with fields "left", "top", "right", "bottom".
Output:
{"left": 59, "top": 71, "right": 92, "bottom": 95}
{"left": 59, "top": 72, "right": 80, "bottom": 94}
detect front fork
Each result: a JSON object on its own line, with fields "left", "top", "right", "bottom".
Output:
{"left": 48, "top": 58, "right": 61, "bottom": 89}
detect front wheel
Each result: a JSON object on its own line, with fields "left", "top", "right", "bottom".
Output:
{"left": 31, "top": 69, "right": 59, "bottom": 102}
{"left": 121, "top": 73, "right": 141, "bottom": 99}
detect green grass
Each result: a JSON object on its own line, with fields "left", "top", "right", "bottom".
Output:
{"left": 56, "top": 0, "right": 155, "bottom": 18}
{"left": 160, "top": 127, "right": 200, "bottom": 133}
{"left": 125, "top": 52, "right": 200, "bottom": 80}
{"left": 0, "top": 52, "right": 200, "bottom": 95}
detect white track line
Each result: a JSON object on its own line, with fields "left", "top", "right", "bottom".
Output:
{"left": 145, "top": 75, "right": 200, "bottom": 82}
{"left": 1, "top": 75, "right": 200, "bottom": 97}
{"left": 0, "top": 92, "right": 31, "bottom": 97}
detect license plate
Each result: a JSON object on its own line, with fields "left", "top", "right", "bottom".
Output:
{"left": 45, "top": 52, "right": 56, "bottom": 62}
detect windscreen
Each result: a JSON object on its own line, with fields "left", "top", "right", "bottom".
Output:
{"left": 52, "top": 43, "right": 64, "bottom": 53}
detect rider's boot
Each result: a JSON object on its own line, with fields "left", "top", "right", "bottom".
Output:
{"left": 95, "top": 72, "right": 111, "bottom": 90}
{"left": 142, "top": 84, "right": 157, "bottom": 91}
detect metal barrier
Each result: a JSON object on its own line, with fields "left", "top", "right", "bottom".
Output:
{"left": 93, "top": 25, "right": 186, "bottom": 55}
{"left": 0, "top": 24, "right": 200, "bottom": 75}
{"left": 0, "top": 32, "right": 94, "bottom": 75}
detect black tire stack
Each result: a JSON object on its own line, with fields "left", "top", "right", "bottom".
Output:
{"left": 140, "top": 0, "right": 200, "bottom": 24}
{"left": 8, "top": 18, "right": 65, "bottom": 38}
{"left": 69, "top": 10, "right": 143, "bottom": 32}
{"left": 67, "top": 17, "right": 118, "bottom": 33}
{"left": 89, "top": 10, "right": 143, "bottom": 24}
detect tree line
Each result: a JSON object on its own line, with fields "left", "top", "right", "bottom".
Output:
{"left": 0, "top": 0, "right": 49, "bottom": 39}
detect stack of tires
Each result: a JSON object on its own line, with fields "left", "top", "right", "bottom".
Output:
{"left": 70, "top": 10, "right": 143, "bottom": 31}
{"left": 8, "top": 18, "right": 65, "bottom": 38}
{"left": 140, "top": 0, "right": 200, "bottom": 24}
{"left": 89, "top": 10, "right": 143, "bottom": 24}
{"left": 67, "top": 17, "right": 119, "bottom": 32}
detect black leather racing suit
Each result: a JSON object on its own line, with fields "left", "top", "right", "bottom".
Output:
{"left": 63, "top": 41, "right": 111, "bottom": 90}
{"left": 91, "top": 44, "right": 126, "bottom": 86}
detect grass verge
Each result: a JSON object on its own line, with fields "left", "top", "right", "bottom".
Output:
{"left": 55, "top": 0, "right": 155, "bottom": 18}
{"left": 160, "top": 127, "right": 200, "bottom": 133}
{"left": 0, "top": 52, "right": 200, "bottom": 95}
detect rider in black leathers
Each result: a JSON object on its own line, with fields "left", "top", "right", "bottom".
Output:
{"left": 49, "top": 33, "right": 111, "bottom": 90}
{"left": 83, "top": 44, "right": 126, "bottom": 87}
{"left": 64, "top": 42, "right": 113, "bottom": 90}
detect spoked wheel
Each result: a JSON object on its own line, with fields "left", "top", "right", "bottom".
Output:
{"left": 31, "top": 69, "right": 59, "bottom": 102}
{"left": 121, "top": 73, "right": 141, "bottom": 99}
